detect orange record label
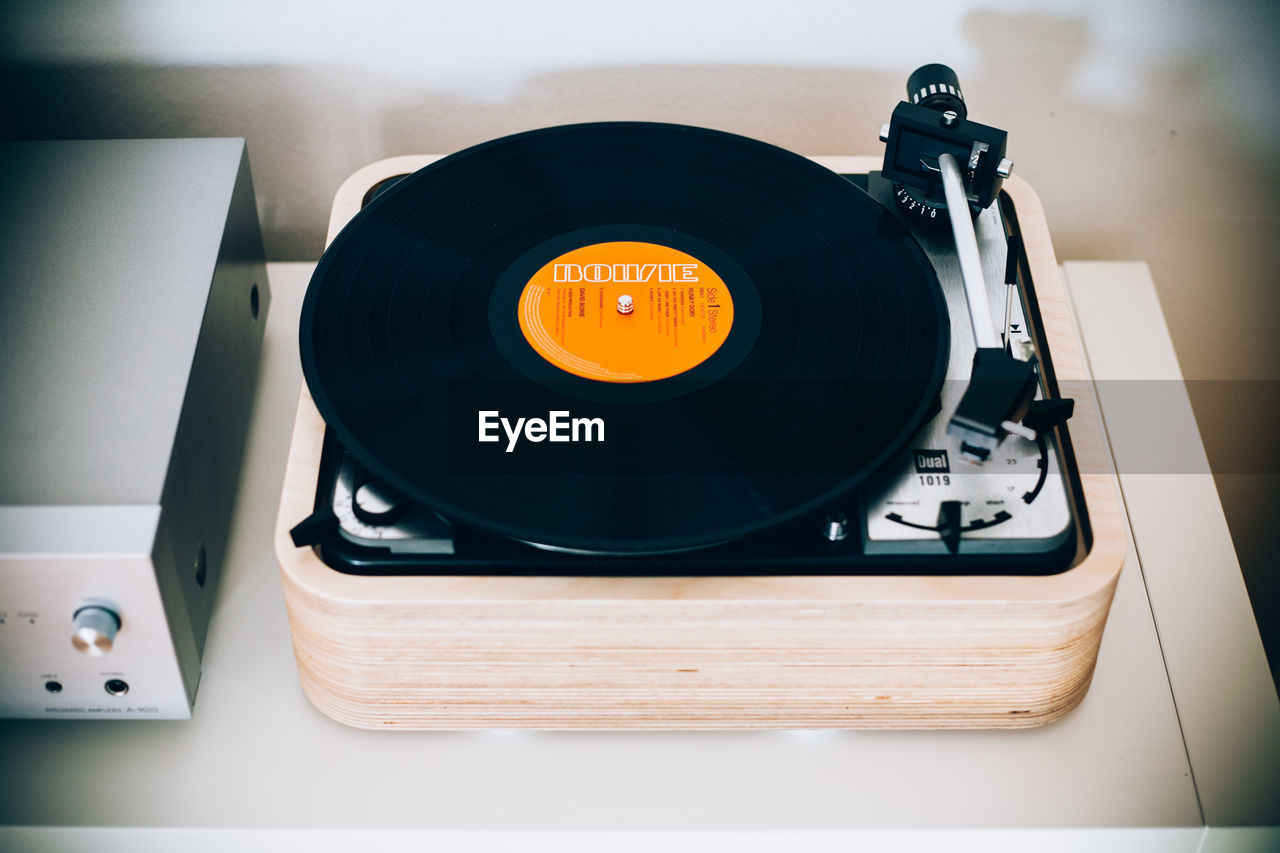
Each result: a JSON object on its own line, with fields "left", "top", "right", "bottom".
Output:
{"left": 517, "top": 241, "right": 735, "bottom": 382}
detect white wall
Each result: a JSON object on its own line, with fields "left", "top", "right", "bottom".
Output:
{"left": 3, "top": 0, "right": 1278, "bottom": 668}
{"left": 5, "top": 0, "right": 1275, "bottom": 371}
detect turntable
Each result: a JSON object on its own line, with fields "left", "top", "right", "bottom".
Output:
{"left": 274, "top": 65, "right": 1125, "bottom": 729}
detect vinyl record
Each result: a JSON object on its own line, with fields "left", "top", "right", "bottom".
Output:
{"left": 300, "top": 122, "right": 948, "bottom": 554}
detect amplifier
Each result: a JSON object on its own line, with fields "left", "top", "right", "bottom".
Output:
{"left": 0, "top": 139, "right": 268, "bottom": 719}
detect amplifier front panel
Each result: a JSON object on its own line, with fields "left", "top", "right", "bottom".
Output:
{"left": 0, "top": 555, "right": 191, "bottom": 719}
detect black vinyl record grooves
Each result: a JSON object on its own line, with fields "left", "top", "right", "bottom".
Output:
{"left": 300, "top": 122, "right": 949, "bottom": 554}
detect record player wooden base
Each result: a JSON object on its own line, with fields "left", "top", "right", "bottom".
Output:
{"left": 274, "top": 156, "right": 1126, "bottom": 729}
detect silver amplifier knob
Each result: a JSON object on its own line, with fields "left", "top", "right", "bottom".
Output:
{"left": 71, "top": 606, "right": 121, "bottom": 656}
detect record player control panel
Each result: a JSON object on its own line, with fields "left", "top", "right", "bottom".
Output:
{"left": 858, "top": 178, "right": 1073, "bottom": 556}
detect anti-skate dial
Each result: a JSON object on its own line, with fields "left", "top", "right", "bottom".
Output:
{"left": 893, "top": 183, "right": 978, "bottom": 226}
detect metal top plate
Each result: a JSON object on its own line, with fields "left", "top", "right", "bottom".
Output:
{"left": 0, "top": 138, "right": 246, "bottom": 506}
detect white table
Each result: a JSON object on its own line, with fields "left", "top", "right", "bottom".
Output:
{"left": 2, "top": 262, "right": 1276, "bottom": 852}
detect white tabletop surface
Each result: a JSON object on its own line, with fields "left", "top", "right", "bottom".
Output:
{"left": 1, "top": 261, "right": 1275, "bottom": 852}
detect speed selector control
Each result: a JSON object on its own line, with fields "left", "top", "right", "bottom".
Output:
{"left": 71, "top": 606, "right": 121, "bottom": 656}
